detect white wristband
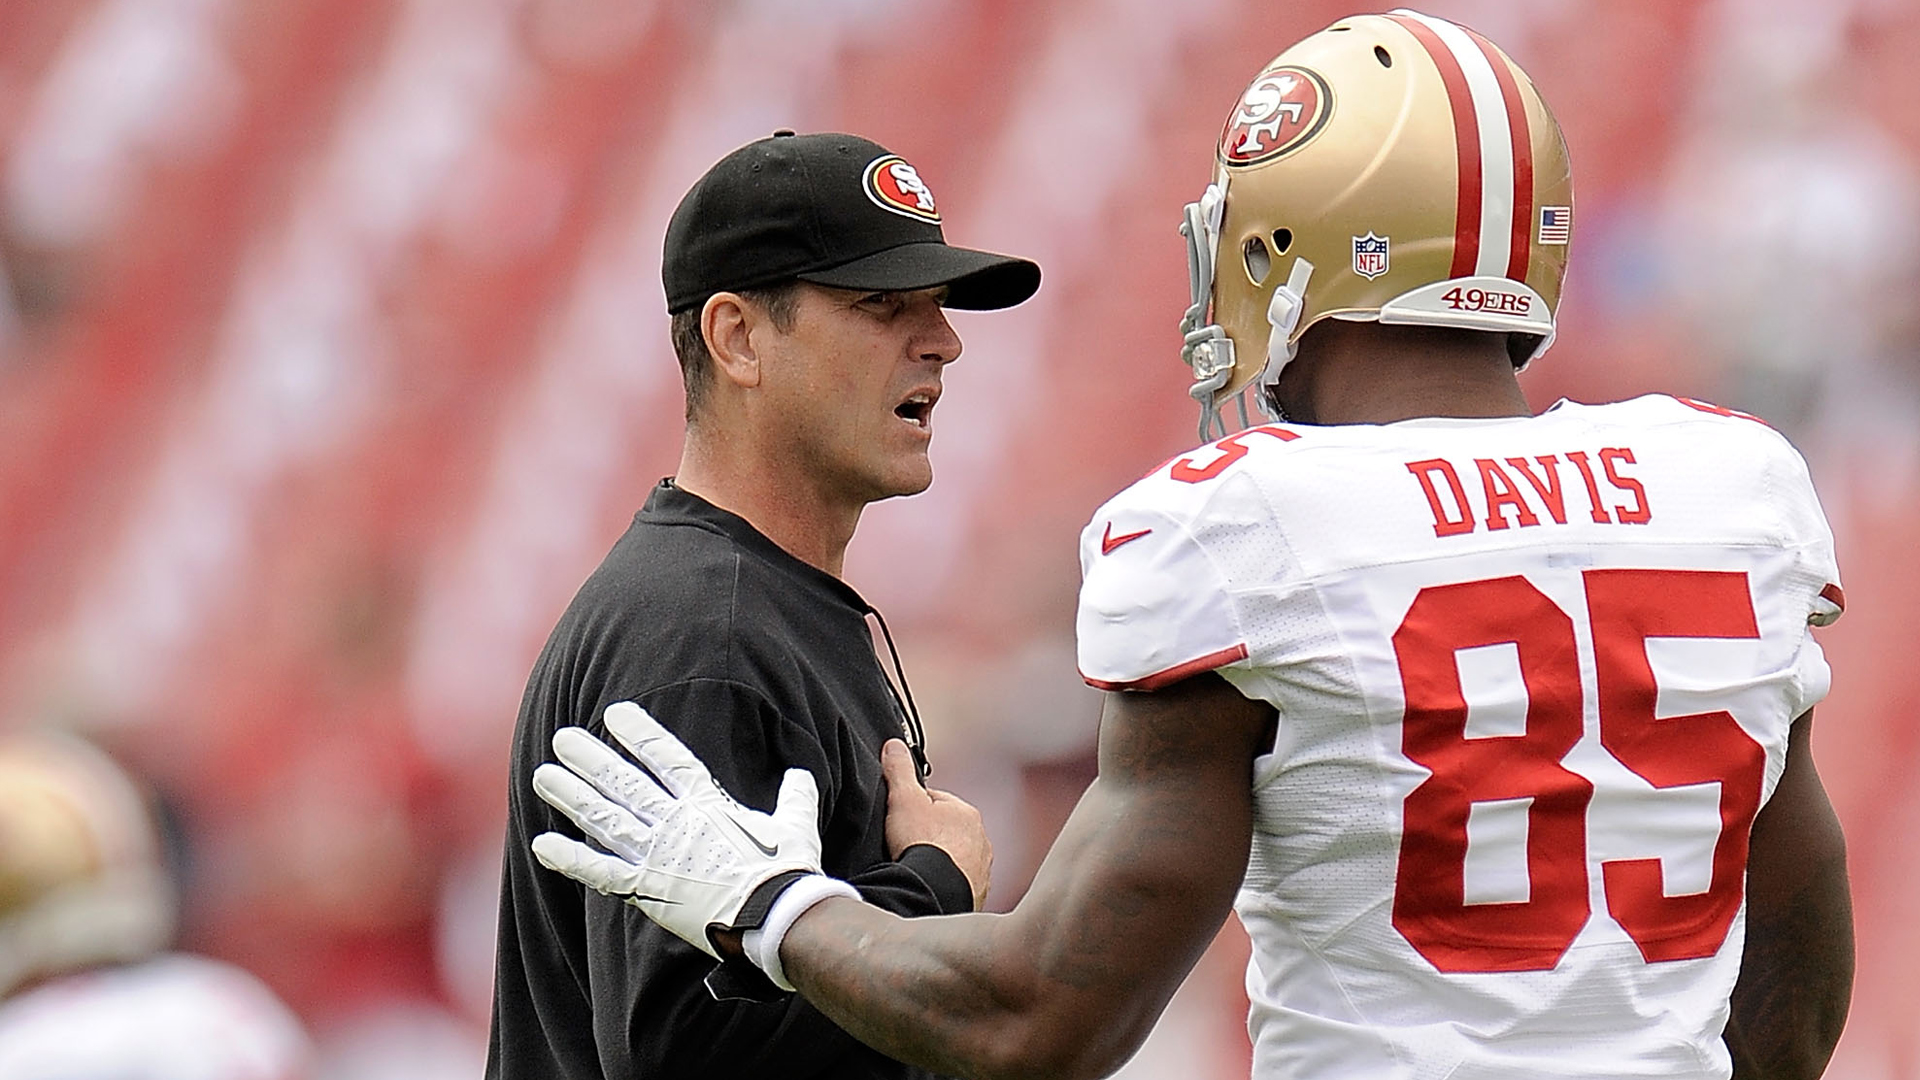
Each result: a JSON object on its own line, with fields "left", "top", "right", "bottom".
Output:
{"left": 741, "top": 874, "right": 860, "bottom": 991}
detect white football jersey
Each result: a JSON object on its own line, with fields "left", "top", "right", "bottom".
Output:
{"left": 0, "top": 954, "right": 313, "bottom": 1080}
{"left": 1075, "top": 395, "right": 1842, "bottom": 1080}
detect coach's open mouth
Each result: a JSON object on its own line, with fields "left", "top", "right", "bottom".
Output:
{"left": 895, "top": 391, "right": 936, "bottom": 429}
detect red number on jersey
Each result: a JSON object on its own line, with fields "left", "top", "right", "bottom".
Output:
{"left": 1588, "top": 570, "right": 1763, "bottom": 962}
{"left": 1169, "top": 425, "right": 1299, "bottom": 484}
{"left": 1673, "top": 396, "right": 1771, "bottom": 427}
{"left": 1392, "top": 577, "right": 1593, "bottom": 972}
{"left": 1391, "top": 570, "right": 1765, "bottom": 973}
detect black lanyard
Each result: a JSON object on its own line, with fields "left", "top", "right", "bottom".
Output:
{"left": 867, "top": 608, "right": 930, "bottom": 781}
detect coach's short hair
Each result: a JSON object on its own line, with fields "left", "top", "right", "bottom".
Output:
{"left": 670, "top": 283, "right": 801, "bottom": 421}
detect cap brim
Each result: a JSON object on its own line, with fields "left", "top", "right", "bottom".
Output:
{"left": 796, "top": 242, "right": 1040, "bottom": 310}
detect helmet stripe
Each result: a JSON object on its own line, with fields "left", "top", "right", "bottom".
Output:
{"left": 1389, "top": 13, "right": 1482, "bottom": 280}
{"left": 1465, "top": 27, "right": 1534, "bottom": 284}
{"left": 1416, "top": 14, "right": 1518, "bottom": 279}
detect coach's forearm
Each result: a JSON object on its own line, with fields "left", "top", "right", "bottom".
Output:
{"left": 781, "top": 899, "right": 1133, "bottom": 1080}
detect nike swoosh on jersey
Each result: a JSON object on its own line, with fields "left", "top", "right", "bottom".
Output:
{"left": 1101, "top": 523, "right": 1153, "bottom": 555}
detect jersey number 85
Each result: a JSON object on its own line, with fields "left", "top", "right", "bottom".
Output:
{"left": 1390, "top": 569, "right": 1763, "bottom": 974}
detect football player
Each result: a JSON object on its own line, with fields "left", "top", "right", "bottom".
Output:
{"left": 528, "top": 11, "right": 1853, "bottom": 1079}
{"left": 0, "top": 731, "right": 313, "bottom": 1079}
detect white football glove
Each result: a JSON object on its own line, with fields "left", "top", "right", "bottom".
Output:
{"left": 531, "top": 702, "right": 832, "bottom": 961}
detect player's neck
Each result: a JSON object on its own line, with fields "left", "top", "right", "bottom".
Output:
{"left": 673, "top": 432, "right": 861, "bottom": 579}
{"left": 1287, "top": 324, "right": 1532, "bottom": 426}
{"left": 1311, "top": 366, "right": 1532, "bottom": 425}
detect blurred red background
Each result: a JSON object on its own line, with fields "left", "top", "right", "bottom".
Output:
{"left": 1, "top": 1, "right": 1915, "bottom": 1076}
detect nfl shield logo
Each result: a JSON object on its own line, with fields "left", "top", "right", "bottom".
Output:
{"left": 1353, "top": 232, "right": 1390, "bottom": 280}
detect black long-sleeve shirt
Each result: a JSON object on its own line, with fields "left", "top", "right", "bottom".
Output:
{"left": 488, "top": 481, "right": 971, "bottom": 1080}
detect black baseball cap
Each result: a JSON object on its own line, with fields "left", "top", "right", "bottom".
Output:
{"left": 663, "top": 131, "right": 1040, "bottom": 315}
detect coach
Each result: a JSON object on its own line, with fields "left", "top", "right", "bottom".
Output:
{"left": 486, "top": 131, "right": 1039, "bottom": 1080}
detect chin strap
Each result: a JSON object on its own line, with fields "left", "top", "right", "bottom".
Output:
{"left": 1253, "top": 256, "right": 1315, "bottom": 422}
{"left": 1179, "top": 184, "right": 1235, "bottom": 442}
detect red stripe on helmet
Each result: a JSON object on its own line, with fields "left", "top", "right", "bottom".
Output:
{"left": 1465, "top": 28, "right": 1533, "bottom": 283}
{"left": 1390, "top": 14, "right": 1481, "bottom": 280}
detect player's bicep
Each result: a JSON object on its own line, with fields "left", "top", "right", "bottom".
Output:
{"left": 772, "top": 674, "right": 1274, "bottom": 1080}
{"left": 1012, "top": 674, "right": 1274, "bottom": 1055}
{"left": 1729, "top": 709, "right": 1852, "bottom": 1080}
{"left": 1746, "top": 710, "right": 1846, "bottom": 909}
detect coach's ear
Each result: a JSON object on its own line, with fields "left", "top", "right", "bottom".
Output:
{"left": 702, "top": 292, "right": 762, "bottom": 391}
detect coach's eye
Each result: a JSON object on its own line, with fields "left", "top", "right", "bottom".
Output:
{"left": 857, "top": 292, "right": 905, "bottom": 317}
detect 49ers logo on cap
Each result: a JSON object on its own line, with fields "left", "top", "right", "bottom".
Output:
{"left": 1219, "top": 64, "right": 1332, "bottom": 166}
{"left": 863, "top": 155, "right": 942, "bottom": 223}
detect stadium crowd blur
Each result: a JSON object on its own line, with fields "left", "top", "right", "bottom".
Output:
{"left": 0, "top": 0, "right": 1916, "bottom": 1076}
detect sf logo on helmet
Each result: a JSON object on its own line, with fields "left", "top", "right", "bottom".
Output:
{"left": 1219, "top": 64, "right": 1331, "bottom": 166}
{"left": 863, "top": 155, "right": 942, "bottom": 223}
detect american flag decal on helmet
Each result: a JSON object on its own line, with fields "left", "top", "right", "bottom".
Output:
{"left": 1538, "top": 206, "right": 1571, "bottom": 244}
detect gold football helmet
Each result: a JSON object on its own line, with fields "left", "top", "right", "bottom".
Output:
{"left": 0, "top": 731, "right": 173, "bottom": 996}
{"left": 1181, "top": 9, "right": 1574, "bottom": 437}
